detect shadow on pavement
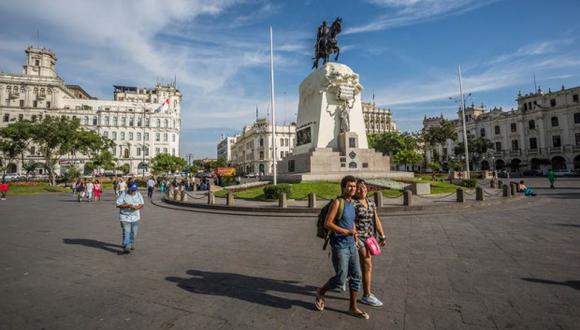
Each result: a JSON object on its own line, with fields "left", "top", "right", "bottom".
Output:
{"left": 553, "top": 224, "right": 580, "bottom": 228}
{"left": 522, "top": 278, "right": 580, "bottom": 290}
{"left": 63, "top": 238, "right": 123, "bottom": 254}
{"left": 166, "top": 269, "right": 349, "bottom": 313}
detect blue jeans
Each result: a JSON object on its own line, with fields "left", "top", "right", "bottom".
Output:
{"left": 326, "top": 244, "right": 362, "bottom": 292}
{"left": 120, "top": 221, "right": 139, "bottom": 249}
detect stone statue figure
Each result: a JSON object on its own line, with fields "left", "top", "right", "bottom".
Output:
{"left": 339, "top": 106, "right": 350, "bottom": 133}
{"left": 313, "top": 17, "right": 342, "bottom": 69}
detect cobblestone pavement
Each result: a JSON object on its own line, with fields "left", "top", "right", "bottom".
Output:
{"left": 0, "top": 177, "right": 579, "bottom": 329}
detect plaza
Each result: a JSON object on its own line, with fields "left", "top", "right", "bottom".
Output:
{"left": 1, "top": 177, "right": 579, "bottom": 329}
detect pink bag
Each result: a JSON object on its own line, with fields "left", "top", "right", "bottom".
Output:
{"left": 364, "top": 236, "right": 381, "bottom": 256}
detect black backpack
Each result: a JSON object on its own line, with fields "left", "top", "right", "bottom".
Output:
{"left": 317, "top": 197, "right": 344, "bottom": 250}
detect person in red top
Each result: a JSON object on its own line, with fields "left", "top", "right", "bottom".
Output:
{"left": 0, "top": 181, "right": 8, "bottom": 200}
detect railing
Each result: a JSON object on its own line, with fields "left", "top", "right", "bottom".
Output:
{"left": 549, "top": 146, "right": 563, "bottom": 154}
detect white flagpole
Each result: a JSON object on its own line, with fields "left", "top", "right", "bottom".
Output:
{"left": 458, "top": 65, "right": 470, "bottom": 179}
{"left": 270, "top": 25, "right": 277, "bottom": 185}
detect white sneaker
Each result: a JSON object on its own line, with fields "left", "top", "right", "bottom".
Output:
{"left": 360, "top": 293, "right": 383, "bottom": 307}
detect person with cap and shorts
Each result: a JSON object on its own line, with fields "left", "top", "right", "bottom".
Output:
{"left": 116, "top": 182, "right": 144, "bottom": 254}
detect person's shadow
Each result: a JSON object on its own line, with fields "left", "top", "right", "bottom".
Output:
{"left": 166, "top": 269, "right": 348, "bottom": 312}
{"left": 522, "top": 278, "right": 580, "bottom": 290}
{"left": 63, "top": 238, "right": 123, "bottom": 254}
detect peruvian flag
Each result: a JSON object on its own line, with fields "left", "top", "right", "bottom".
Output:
{"left": 156, "top": 98, "right": 170, "bottom": 113}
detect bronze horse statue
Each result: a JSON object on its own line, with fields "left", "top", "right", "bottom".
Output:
{"left": 312, "top": 18, "right": 342, "bottom": 69}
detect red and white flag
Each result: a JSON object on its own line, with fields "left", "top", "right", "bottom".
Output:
{"left": 156, "top": 98, "right": 170, "bottom": 113}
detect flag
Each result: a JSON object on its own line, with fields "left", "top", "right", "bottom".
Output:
{"left": 156, "top": 98, "right": 170, "bottom": 113}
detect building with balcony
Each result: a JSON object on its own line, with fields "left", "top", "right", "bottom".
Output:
{"left": 0, "top": 47, "right": 182, "bottom": 176}
{"left": 423, "top": 86, "right": 580, "bottom": 172}
{"left": 362, "top": 101, "right": 396, "bottom": 134}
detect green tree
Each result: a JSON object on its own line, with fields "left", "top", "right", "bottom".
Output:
{"left": 92, "top": 150, "right": 116, "bottom": 172}
{"left": 393, "top": 149, "right": 423, "bottom": 171}
{"left": 116, "top": 164, "right": 130, "bottom": 175}
{"left": 426, "top": 161, "right": 441, "bottom": 172}
{"left": 150, "top": 153, "right": 186, "bottom": 174}
{"left": 368, "top": 131, "right": 419, "bottom": 157}
{"left": 0, "top": 120, "right": 35, "bottom": 174}
{"left": 454, "top": 135, "right": 493, "bottom": 166}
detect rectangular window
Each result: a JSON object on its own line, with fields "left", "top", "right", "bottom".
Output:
{"left": 120, "top": 132, "right": 125, "bottom": 140}
{"left": 137, "top": 132, "right": 141, "bottom": 141}
{"left": 112, "top": 132, "right": 117, "bottom": 140}
{"left": 32, "top": 100, "right": 37, "bottom": 108}
{"left": 137, "top": 117, "right": 142, "bottom": 127}
{"left": 551, "top": 116, "right": 559, "bottom": 127}
{"left": 163, "top": 147, "right": 168, "bottom": 154}
{"left": 137, "top": 148, "right": 141, "bottom": 156}
{"left": 553, "top": 135, "right": 561, "bottom": 147}
{"left": 495, "top": 142, "right": 502, "bottom": 151}
{"left": 529, "top": 137, "right": 537, "bottom": 149}
{"left": 155, "top": 147, "right": 160, "bottom": 155}
{"left": 528, "top": 120, "right": 535, "bottom": 130}
{"left": 144, "top": 147, "right": 149, "bottom": 156}
{"left": 129, "top": 132, "right": 133, "bottom": 141}
{"left": 144, "top": 132, "right": 149, "bottom": 141}
{"left": 349, "top": 137, "right": 357, "bottom": 148}
{"left": 19, "top": 100, "right": 24, "bottom": 107}
{"left": 511, "top": 140, "right": 519, "bottom": 150}
{"left": 163, "top": 133, "right": 168, "bottom": 142}
{"left": 550, "top": 99, "right": 556, "bottom": 107}
{"left": 575, "top": 133, "right": 580, "bottom": 146}
{"left": 573, "top": 94, "right": 579, "bottom": 103}
{"left": 510, "top": 123, "right": 517, "bottom": 132}
{"left": 494, "top": 126, "right": 500, "bottom": 134}
{"left": 103, "top": 131, "right": 108, "bottom": 138}
{"left": 480, "top": 128, "right": 485, "bottom": 137}
{"left": 18, "top": 114, "right": 23, "bottom": 121}
{"left": 129, "top": 117, "right": 134, "bottom": 126}
{"left": 3, "top": 113, "right": 9, "bottom": 122}
{"left": 574, "top": 113, "right": 580, "bottom": 124}
{"left": 156, "top": 133, "right": 160, "bottom": 142}
{"left": 46, "top": 101, "right": 51, "bottom": 108}
{"left": 121, "top": 117, "right": 126, "bottom": 126}
{"left": 172, "top": 134, "right": 175, "bottom": 142}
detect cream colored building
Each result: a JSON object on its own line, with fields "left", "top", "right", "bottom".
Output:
{"left": 0, "top": 47, "right": 182, "bottom": 176}
{"left": 362, "top": 101, "right": 396, "bottom": 134}
{"left": 230, "top": 118, "right": 296, "bottom": 176}
{"left": 217, "top": 135, "right": 239, "bottom": 162}
{"left": 424, "top": 86, "right": 580, "bottom": 172}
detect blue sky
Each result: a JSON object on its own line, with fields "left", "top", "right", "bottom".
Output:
{"left": 1, "top": 0, "right": 579, "bottom": 158}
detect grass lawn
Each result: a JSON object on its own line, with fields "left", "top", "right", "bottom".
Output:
{"left": 430, "top": 181, "right": 462, "bottom": 194}
{"left": 8, "top": 183, "right": 70, "bottom": 195}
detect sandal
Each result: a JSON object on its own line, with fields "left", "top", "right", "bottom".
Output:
{"left": 314, "top": 294, "right": 325, "bottom": 311}
{"left": 349, "top": 309, "right": 370, "bottom": 320}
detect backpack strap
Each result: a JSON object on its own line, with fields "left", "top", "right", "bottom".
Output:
{"left": 336, "top": 197, "right": 344, "bottom": 221}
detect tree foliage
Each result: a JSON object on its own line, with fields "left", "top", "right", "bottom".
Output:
{"left": 393, "top": 149, "right": 423, "bottom": 168}
{"left": 453, "top": 135, "right": 493, "bottom": 163}
{"left": 368, "top": 131, "right": 419, "bottom": 157}
{"left": 150, "top": 153, "right": 186, "bottom": 174}
{"left": 92, "top": 150, "right": 116, "bottom": 171}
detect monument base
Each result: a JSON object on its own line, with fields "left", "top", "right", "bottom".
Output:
{"left": 266, "top": 170, "right": 414, "bottom": 184}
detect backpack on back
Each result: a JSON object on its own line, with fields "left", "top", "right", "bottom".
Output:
{"left": 316, "top": 197, "right": 344, "bottom": 250}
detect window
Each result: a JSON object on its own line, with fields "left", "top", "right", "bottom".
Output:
{"left": 172, "top": 134, "right": 175, "bottom": 142}
{"left": 18, "top": 114, "right": 23, "bottom": 121}
{"left": 145, "top": 118, "right": 150, "bottom": 127}
{"left": 46, "top": 101, "right": 50, "bottom": 108}
{"left": 121, "top": 117, "right": 126, "bottom": 126}
{"left": 511, "top": 140, "right": 519, "bottom": 150}
{"left": 480, "top": 128, "right": 486, "bottom": 137}
{"left": 529, "top": 137, "right": 537, "bottom": 149}
{"left": 112, "top": 116, "right": 118, "bottom": 126}
{"left": 495, "top": 142, "right": 502, "bottom": 151}
{"left": 163, "top": 133, "right": 168, "bottom": 141}
{"left": 156, "top": 133, "right": 160, "bottom": 142}
{"left": 165, "top": 119, "right": 168, "bottom": 128}
{"left": 129, "top": 132, "right": 133, "bottom": 141}
{"left": 575, "top": 113, "right": 580, "bottom": 124}
{"left": 349, "top": 137, "right": 357, "bottom": 148}
{"left": 259, "top": 151, "right": 264, "bottom": 160}
{"left": 129, "top": 117, "right": 134, "bottom": 126}
{"left": 260, "top": 138, "right": 264, "bottom": 147}
{"left": 280, "top": 151, "right": 284, "bottom": 159}
{"left": 83, "top": 116, "right": 89, "bottom": 125}
{"left": 155, "top": 147, "right": 160, "bottom": 155}
{"left": 144, "top": 146, "right": 149, "bottom": 156}
{"left": 31, "top": 115, "right": 37, "bottom": 122}
{"left": 123, "top": 149, "right": 129, "bottom": 158}
{"left": 3, "top": 114, "right": 9, "bottom": 122}
{"left": 103, "top": 131, "right": 108, "bottom": 138}
{"left": 93, "top": 116, "right": 97, "bottom": 126}
{"left": 156, "top": 119, "right": 160, "bottom": 127}
{"left": 553, "top": 135, "right": 561, "bottom": 147}
{"left": 494, "top": 125, "right": 500, "bottom": 134}
{"left": 280, "top": 138, "right": 284, "bottom": 146}
{"left": 120, "top": 132, "right": 125, "bottom": 140}
{"left": 528, "top": 120, "right": 536, "bottom": 130}
{"left": 19, "top": 100, "right": 24, "bottom": 107}
{"left": 144, "top": 132, "right": 149, "bottom": 141}
{"left": 172, "top": 148, "right": 175, "bottom": 156}
{"left": 550, "top": 99, "right": 556, "bottom": 107}
{"left": 137, "top": 148, "right": 141, "bottom": 156}
{"left": 30, "top": 146, "right": 35, "bottom": 155}
{"left": 163, "top": 147, "right": 168, "bottom": 153}
{"left": 104, "top": 116, "right": 109, "bottom": 125}
{"left": 137, "top": 132, "right": 141, "bottom": 141}
{"left": 510, "top": 123, "right": 517, "bottom": 132}
{"left": 551, "top": 116, "right": 559, "bottom": 127}
{"left": 576, "top": 133, "right": 580, "bottom": 146}
{"left": 137, "top": 117, "right": 142, "bottom": 127}
{"left": 112, "top": 132, "right": 117, "bottom": 140}
{"left": 573, "top": 94, "right": 579, "bottom": 103}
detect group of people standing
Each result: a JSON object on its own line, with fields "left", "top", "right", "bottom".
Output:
{"left": 315, "top": 175, "right": 387, "bottom": 320}
{"left": 72, "top": 179, "right": 102, "bottom": 202}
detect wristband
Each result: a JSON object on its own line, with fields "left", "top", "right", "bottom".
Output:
{"left": 379, "top": 236, "right": 386, "bottom": 242}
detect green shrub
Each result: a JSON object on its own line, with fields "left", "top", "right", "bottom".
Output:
{"left": 263, "top": 184, "right": 292, "bottom": 199}
{"left": 461, "top": 178, "right": 478, "bottom": 188}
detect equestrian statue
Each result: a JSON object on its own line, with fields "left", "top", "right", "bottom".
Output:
{"left": 312, "top": 18, "right": 342, "bottom": 69}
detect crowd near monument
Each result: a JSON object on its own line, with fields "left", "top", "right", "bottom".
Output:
{"left": 277, "top": 18, "right": 412, "bottom": 182}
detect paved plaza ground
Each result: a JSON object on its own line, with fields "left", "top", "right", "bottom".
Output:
{"left": 0, "top": 177, "right": 579, "bottom": 329}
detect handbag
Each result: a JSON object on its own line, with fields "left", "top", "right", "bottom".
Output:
{"left": 364, "top": 236, "right": 381, "bottom": 256}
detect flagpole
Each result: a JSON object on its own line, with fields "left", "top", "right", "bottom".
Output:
{"left": 457, "top": 65, "right": 470, "bottom": 179}
{"left": 269, "top": 25, "right": 277, "bottom": 185}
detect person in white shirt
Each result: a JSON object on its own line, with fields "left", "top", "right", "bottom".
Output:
{"left": 86, "top": 180, "right": 94, "bottom": 201}
{"left": 116, "top": 183, "right": 144, "bottom": 253}
{"left": 117, "top": 179, "right": 127, "bottom": 197}
{"left": 147, "top": 177, "right": 156, "bottom": 199}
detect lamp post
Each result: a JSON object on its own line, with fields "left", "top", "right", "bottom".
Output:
{"left": 457, "top": 65, "right": 470, "bottom": 179}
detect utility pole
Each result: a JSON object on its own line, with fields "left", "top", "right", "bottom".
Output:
{"left": 269, "top": 25, "right": 277, "bottom": 185}
{"left": 457, "top": 65, "right": 470, "bottom": 179}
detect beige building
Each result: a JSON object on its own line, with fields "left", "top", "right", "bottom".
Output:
{"left": 424, "top": 86, "right": 580, "bottom": 172}
{"left": 229, "top": 118, "right": 296, "bottom": 176}
{"left": 0, "top": 47, "right": 182, "bottom": 176}
{"left": 217, "top": 135, "right": 239, "bottom": 162}
{"left": 362, "top": 101, "right": 396, "bottom": 134}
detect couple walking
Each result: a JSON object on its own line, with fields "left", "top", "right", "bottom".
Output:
{"left": 315, "top": 175, "right": 387, "bottom": 320}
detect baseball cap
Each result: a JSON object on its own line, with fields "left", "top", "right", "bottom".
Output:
{"left": 128, "top": 183, "right": 139, "bottom": 191}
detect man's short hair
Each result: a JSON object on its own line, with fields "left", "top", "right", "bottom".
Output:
{"left": 341, "top": 175, "right": 357, "bottom": 189}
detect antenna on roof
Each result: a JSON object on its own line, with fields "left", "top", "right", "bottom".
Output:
{"left": 533, "top": 72, "right": 538, "bottom": 92}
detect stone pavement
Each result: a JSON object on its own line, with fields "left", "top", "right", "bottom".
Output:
{"left": 0, "top": 177, "right": 579, "bottom": 329}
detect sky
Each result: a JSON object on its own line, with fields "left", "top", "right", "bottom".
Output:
{"left": 1, "top": 0, "right": 579, "bottom": 158}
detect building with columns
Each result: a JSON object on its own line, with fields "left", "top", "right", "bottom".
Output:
{"left": 424, "top": 86, "right": 580, "bottom": 172}
{"left": 362, "top": 101, "right": 397, "bottom": 134}
{"left": 229, "top": 118, "right": 296, "bottom": 176}
{"left": 0, "top": 47, "right": 182, "bottom": 176}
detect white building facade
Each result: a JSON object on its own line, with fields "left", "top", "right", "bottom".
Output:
{"left": 230, "top": 118, "right": 296, "bottom": 176}
{"left": 362, "top": 101, "right": 397, "bottom": 134}
{"left": 424, "top": 86, "right": 580, "bottom": 172}
{"left": 0, "top": 47, "right": 182, "bottom": 175}
{"left": 217, "top": 135, "right": 239, "bottom": 162}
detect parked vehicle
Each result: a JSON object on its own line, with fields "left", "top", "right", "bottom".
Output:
{"left": 554, "top": 169, "right": 575, "bottom": 177}
{"left": 523, "top": 169, "right": 543, "bottom": 177}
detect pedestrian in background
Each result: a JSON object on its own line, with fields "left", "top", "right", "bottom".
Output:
{"left": 548, "top": 169, "right": 556, "bottom": 189}
{"left": 86, "top": 179, "right": 94, "bottom": 202}
{"left": 116, "top": 182, "right": 144, "bottom": 254}
{"left": 93, "top": 180, "right": 102, "bottom": 201}
{"left": 0, "top": 180, "right": 9, "bottom": 200}
{"left": 117, "top": 179, "right": 127, "bottom": 196}
{"left": 147, "top": 176, "right": 156, "bottom": 199}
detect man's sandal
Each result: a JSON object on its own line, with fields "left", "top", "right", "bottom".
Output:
{"left": 314, "top": 295, "right": 325, "bottom": 311}
{"left": 349, "top": 309, "right": 370, "bottom": 320}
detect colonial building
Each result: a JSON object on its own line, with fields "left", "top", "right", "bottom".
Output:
{"left": 362, "top": 101, "right": 396, "bottom": 134}
{"left": 229, "top": 118, "right": 296, "bottom": 176}
{"left": 424, "top": 86, "right": 580, "bottom": 172}
{"left": 217, "top": 135, "right": 239, "bottom": 162}
{"left": 0, "top": 47, "right": 182, "bottom": 175}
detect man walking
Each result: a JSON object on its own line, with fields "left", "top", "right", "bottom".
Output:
{"left": 547, "top": 169, "right": 556, "bottom": 189}
{"left": 116, "top": 182, "right": 144, "bottom": 254}
{"left": 147, "top": 176, "right": 156, "bottom": 199}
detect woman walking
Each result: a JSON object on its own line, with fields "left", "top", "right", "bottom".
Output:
{"left": 93, "top": 180, "right": 102, "bottom": 201}
{"left": 354, "top": 179, "right": 387, "bottom": 307}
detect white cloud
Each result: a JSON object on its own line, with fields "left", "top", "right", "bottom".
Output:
{"left": 345, "top": 0, "right": 498, "bottom": 34}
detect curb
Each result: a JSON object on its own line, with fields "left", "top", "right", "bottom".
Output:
{"left": 154, "top": 194, "right": 526, "bottom": 217}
